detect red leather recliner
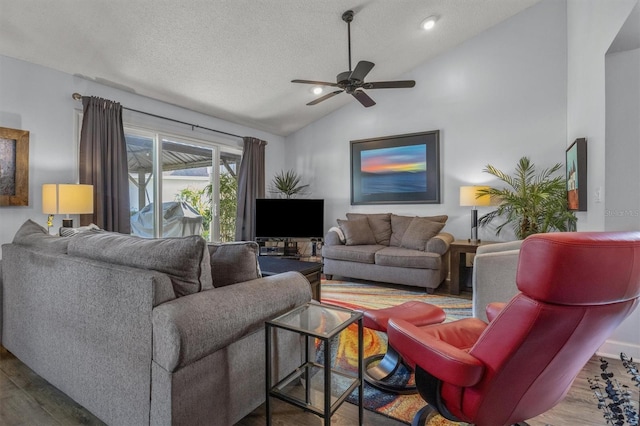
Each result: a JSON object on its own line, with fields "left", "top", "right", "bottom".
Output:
{"left": 388, "top": 232, "right": 640, "bottom": 426}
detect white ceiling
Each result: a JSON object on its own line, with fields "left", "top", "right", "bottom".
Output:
{"left": 608, "top": 1, "right": 640, "bottom": 54}
{"left": 1, "top": 0, "right": 546, "bottom": 136}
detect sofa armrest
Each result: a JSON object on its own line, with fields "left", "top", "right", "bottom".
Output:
{"left": 426, "top": 232, "right": 454, "bottom": 255}
{"left": 324, "top": 227, "right": 345, "bottom": 246}
{"left": 152, "top": 271, "right": 312, "bottom": 372}
{"left": 472, "top": 245, "right": 520, "bottom": 321}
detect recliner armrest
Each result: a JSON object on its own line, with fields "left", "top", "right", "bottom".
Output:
{"left": 387, "top": 318, "right": 486, "bottom": 387}
{"left": 486, "top": 302, "right": 507, "bottom": 322}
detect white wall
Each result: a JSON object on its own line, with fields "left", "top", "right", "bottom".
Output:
{"left": 567, "top": 0, "right": 639, "bottom": 360}
{"left": 285, "top": 0, "right": 568, "bottom": 242}
{"left": 605, "top": 48, "right": 640, "bottom": 231}
{"left": 602, "top": 46, "right": 640, "bottom": 357}
{"left": 567, "top": 0, "right": 638, "bottom": 231}
{"left": 0, "top": 55, "right": 286, "bottom": 255}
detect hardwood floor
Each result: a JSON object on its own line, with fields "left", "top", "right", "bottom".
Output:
{"left": 0, "top": 345, "right": 627, "bottom": 425}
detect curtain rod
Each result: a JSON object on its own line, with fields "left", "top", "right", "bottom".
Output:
{"left": 71, "top": 93, "right": 243, "bottom": 139}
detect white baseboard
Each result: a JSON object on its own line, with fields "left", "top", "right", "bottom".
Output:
{"left": 596, "top": 338, "right": 640, "bottom": 359}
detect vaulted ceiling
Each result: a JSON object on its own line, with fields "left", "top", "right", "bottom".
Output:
{"left": 2, "top": 1, "right": 549, "bottom": 136}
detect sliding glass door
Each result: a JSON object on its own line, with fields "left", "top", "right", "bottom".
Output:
{"left": 125, "top": 128, "right": 240, "bottom": 241}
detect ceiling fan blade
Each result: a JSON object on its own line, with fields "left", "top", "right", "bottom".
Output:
{"left": 363, "top": 80, "right": 416, "bottom": 89}
{"left": 292, "top": 79, "right": 340, "bottom": 87}
{"left": 352, "top": 89, "right": 376, "bottom": 107}
{"left": 307, "top": 90, "right": 343, "bottom": 106}
{"left": 349, "top": 61, "right": 375, "bottom": 82}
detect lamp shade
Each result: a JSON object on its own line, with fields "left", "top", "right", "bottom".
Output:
{"left": 42, "top": 184, "right": 94, "bottom": 214}
{"left": 459, "top": 186, "right": 491, "bottom": 207}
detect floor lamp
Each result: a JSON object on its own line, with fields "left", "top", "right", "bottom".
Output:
{"left": 459, "top": 186, "right": 491, "bottom": 244}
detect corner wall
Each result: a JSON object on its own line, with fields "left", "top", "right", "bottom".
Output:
{"left": 568, "top": 0, "right": 638, "bottom": 358}
{"left": 567, "top": 0, "right": 637, "bottom": 231}
{"left": 285, "top": 0, "right": 568, "bottom": 242}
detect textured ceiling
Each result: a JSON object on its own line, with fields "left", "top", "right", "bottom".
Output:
{"left": 0, "top": 0, "right": 543, "bottom": 136}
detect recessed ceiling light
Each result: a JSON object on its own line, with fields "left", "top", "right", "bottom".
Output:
{"left": 312, "top": 87, "right": 323, "bottom": 95}
{"left": 421, "top": 16, "right": 438, "bottom": 30}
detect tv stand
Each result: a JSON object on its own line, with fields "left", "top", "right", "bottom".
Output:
{"left": 257, "top": 239, "right": 300, "bottom": 258}
{"left": 256, "top": 238, "right": 323, "bottom": 259}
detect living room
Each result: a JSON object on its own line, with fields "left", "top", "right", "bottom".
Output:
{"left": 0, "top": 0, "right": 639, "bottom": 424}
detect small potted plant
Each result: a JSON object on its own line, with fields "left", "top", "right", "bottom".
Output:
{"left": 268, "top": 169, "right": 310, "bottom": 199}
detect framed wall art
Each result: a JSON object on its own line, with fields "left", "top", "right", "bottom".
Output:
{"left": 566, "top": 137, "right": 587, "bottom": 211}
{"left": 0, "top": 126, "right": 30, "bottom": 207}
{"left": 350, "top": 130, "right": 440, "bottom": 205}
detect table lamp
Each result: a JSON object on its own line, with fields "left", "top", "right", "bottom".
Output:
{"left": 459, "top": 185, "right": 491, "bottom": 244}
{"left": 42, "top": 184, "right": 94, "bottom": 230}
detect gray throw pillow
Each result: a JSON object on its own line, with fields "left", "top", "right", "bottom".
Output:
{"left": 346, "top": 213, "right": 392, "bottom": 245}
{"left": 390, "top": 214, "right": 448, "bottom": 247}
{"left": 208, "top": 241, "right": 261, "bottom": 288}
{"left": 400, "top": 217, "right": 446, "bottom": 251}
{"left": 12, "top": 219, "right": 71, "bottom": 253}
{"left": 68, "top": 232, "right": 213, "bottom": 297}
{"left": 337, "top": 218, "right": 377, "bottom": 246}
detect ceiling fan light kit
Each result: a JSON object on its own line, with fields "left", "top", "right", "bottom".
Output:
{"left": 291, "top": 10, "right": 416, "bottom": 108}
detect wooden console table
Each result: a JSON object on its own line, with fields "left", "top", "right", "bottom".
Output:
{"left": 449, "top": 240, "right": 496, "bottom": 295}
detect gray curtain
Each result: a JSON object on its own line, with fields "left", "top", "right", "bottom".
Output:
{"left": 235, "top": 137, "right": 267, "bottom": 241}
{"left": 79, "top": 96, "right": 131, "bottom": 234}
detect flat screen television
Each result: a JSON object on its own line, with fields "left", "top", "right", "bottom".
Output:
{"left": 255, "top": 198, "right": 324, "bottom": 239}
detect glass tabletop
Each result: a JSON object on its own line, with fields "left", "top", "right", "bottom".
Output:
{"left": 268, "top": 303, "right": 362, "bottom": 339}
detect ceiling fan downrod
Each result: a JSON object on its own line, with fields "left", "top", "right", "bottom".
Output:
{"left": 342, "top": 10, "right": 354, "bottom": 72}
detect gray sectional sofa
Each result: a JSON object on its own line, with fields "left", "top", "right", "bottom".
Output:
{"left": 1, "top": 220, "right": 312, "bottom": 426}
{"left": 322, "top": 213, "right": 454, "bottom": 293}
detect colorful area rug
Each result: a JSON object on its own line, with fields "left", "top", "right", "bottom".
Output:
{"left": 319, "top": 279, "right": 472, "bottom": 425}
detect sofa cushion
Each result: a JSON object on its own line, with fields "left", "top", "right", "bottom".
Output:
{"left": 400, "top": 218, "right": 446, "bottom": 251}
{"left": 390, "top": 214, "right": 448, "bottom": 247}
{"left": 12, "top": 219, "right": 71, "bottom": 253}
{"left": 346, "top": 213, "right": 392, "bottom": 245}
{"left": 321, "top": 244, "right": 385, "bottom": 264}
{"left": 68, "top": 232, "right": 213, "bottom": 297}
{"left": 375, "top": 246, "right": 441, "bottom": 269}
{"left": 208, "top": 241, "right": 261, "bottom": 288}
{"left": 337, "top": 218, "right": 377, "bottom": 246}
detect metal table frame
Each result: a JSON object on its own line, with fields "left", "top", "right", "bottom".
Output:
{"left": 265, "top": 302, "right": 364, "bottom": 426}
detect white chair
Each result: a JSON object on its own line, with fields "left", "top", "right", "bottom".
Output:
{"left": 471, "top": 240, "right": 522, "bottom": 321}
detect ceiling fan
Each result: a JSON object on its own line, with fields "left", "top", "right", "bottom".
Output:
{"left": 291, "top": 10, "right": 416, "bottom": 108}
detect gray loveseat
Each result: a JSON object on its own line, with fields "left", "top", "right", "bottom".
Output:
{"left": 322, "top": 213, "right": 454, "bottom": 293}
{"left": 1, "top": 220, "right": 311, "bottom": 425}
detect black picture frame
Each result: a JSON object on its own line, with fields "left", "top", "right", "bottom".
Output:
{"left": 566, "top": 138, "right": 587, "bottom": 211}
{"left": 350, "top": 130, "right": 440, "bottom": 205}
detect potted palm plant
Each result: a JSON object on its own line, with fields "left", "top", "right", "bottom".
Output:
{"left": 478, "top": 157, "right": 577, "bottom": 239}
{"left": 268, "top": 169, "right": 310, "bottom": 199}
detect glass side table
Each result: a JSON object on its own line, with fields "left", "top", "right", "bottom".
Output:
{"left": 265, "top": 302, "right": 363, "bottom": 426}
